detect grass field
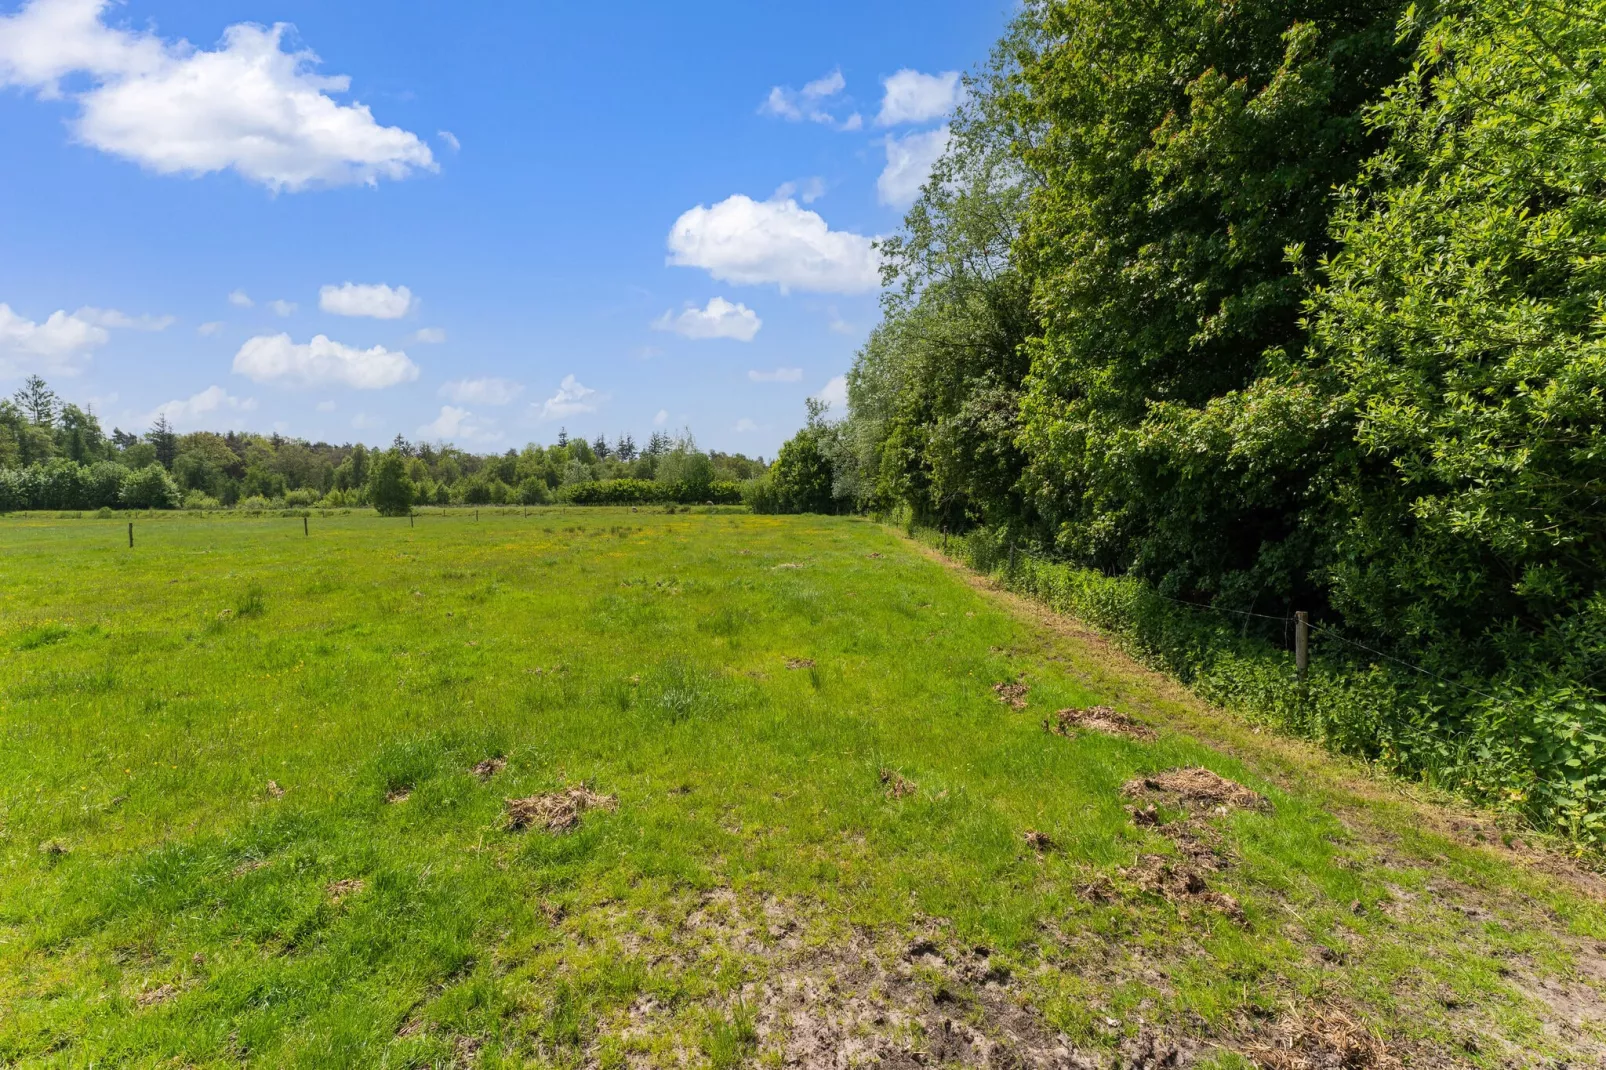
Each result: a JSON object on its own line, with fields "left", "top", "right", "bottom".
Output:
{"left": 2, "top": 508, "right": 1604, "bottom": 1068}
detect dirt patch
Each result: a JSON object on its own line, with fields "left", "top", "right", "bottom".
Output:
{"left": 1048, "top": 705, "right": 1157, "bottom": 742}
{"left": 880, "top": 769, "right": 918, "bottom": 800}
{"left": 471, "top": 756, "right": 506, "bottom": 779}
{"left": 1124, "top": 854, "right": 1245, "bottom": 924}
{"left": 785, "top": 657, "right": 815, "bottom": 670}
{"left": 231, "top": 858, "right": 270, "bottom": 878}
{"left": 1246, "top": 1009, "right": 1400, "bottom": 1069}
{"left": 136, "top": 983, "right": 176, "bottom": 1008}
{"left": 775, "top": 563, "right": 803, "bottom": 570}
{"left": 504, "top": 787, "right": 617, "bottom": 832}
{"left": 266, "top": 779, "right": 285, "bottom": 798}
{"left": 1024, "top": 829, "right": 1055, "bottom": 853}
{"left": 868, "top": 552, "right": 884, "bottom": 559}
{"left": 1124, "top": 768, "right": 1268, "bottom": 813}
{"left": 993, "top": 681, "right": 1030, "bottom": 710}
{"left": 385, "top": 788, "right": 412, "bottom": 804}
{"left": 326, "top": 878, "right": 365, "bottom": 903}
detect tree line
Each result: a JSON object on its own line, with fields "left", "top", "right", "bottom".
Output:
{"left": 762, "top": 0, "right": 1605, "bottom": 705}
{"left": 0, "top": 375, "right": 765, "bottom": 513}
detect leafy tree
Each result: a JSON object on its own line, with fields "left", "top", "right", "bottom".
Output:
{"left": 119, "top": 464, "right": 181, "bottom": 509}
{"left": 769, "top": 399, "right": 838, "bottom": 514}
{"left": 1010, "top": 0, "right": 1410, "bottom": 603}
{"left": 368, "top": 450, "right": 415, "bottom": 516}
{"left": 1298, "top": 0, "right": 1606, "bottom": 663}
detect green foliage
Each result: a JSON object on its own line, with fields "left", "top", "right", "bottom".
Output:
{"left": 1299, "top": 0, "right": 1606, "bottom": 661}
{"left": 368, "top": 450, "right": 416, "bottom": 516}
{"left": 117, "top": 465, "right": 181, "bottom": 510}
{"left": 767, "top": 399, "right": 839, "bottom": 514}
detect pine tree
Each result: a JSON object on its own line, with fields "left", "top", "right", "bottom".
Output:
{"left": 591, "top": 434, "right": 610, "bottom": 459}
{"left": 12, "top": 375, "right": 58, "bottom": 427}
{"left": 147, "top": 414, "right": 178, "bottom": 469}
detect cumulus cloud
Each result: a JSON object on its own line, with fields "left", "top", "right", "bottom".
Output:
{"left": 419, "top": 404, "right": 499, "bottom": 443}
{"left": 760, "top": 69, "right": 852, "bottom": 126}
{"left": 773, "top": 177, "right": 826, "bottom": 204}
{"left": 228, "top": 289, "right": 253, "bottom": 308}
{"left": 877, "top": 69, "right": 963, "bottom": 126}
{"left": 878, "top": 127, "right": 950, "bottom": 208}
{"left": 439, "top": 377, "right": 522, "bottom": 405}
{"left": 74, "top": 306, "right": 175, "bottom": 331}
{"left": 652, "top": 408, "right": 668, "bottom": 427}
{"left": 197, "top": 321, "right": 223, "bottom": 336}
{"left": 0, "top": 0, "right": 435, "bottom": 191}
{"left": 815, "top": 374, "right": 848, "bottom": 412}
{"left": 231, "top": 333, "right": 420, "bottom": 389}
{"left": 536, "top": 374, "right": 601, "bottom": 421}
{"left": 748, "top": 367, "right": 802, "bottom": 383}
{"left": 269, "top": 299, "right": 297, "bottom": 317}
{"left": 0, "top": 303, "right": 108, "bottom": 376}
{"left": 413, "top": 327, "right": 446, "bottom": 344}
{"left": 319, "top": 281, "right": 415, "bottom": 319}
{"left": 147, "top": 384, "right": 256, "bottom": 429}
{"left": 734, "top": 417, "right": 759, "bottom": 432}
{"left": 653, "top": 297, "right": 761, "bottom": 341}
{"left": 667, "top": 194, "right": 881, "bottom": 295}
{"left": 437, "top": 129, "right": 460, "bottom": 152}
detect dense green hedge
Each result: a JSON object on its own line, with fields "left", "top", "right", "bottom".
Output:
{"left": 558, "top": 479, "right": 742, "bottom": 505}
{"left": 936, "top": 525, "right": 1606, "bottom": 846}
{"left": 0, "top": 459, "right": 180, "bottom": 511}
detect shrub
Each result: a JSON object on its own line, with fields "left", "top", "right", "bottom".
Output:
{"left": 183, "top": 491, "right": 221, "bottom": 510}
{"left": 119, "top": 465, "right": 181, "bottom": 510}
{"left": 517, "top": 477, "right": 550, "bottom": 505}
{"left": 284, "top": 488, "right": 319, "bottom": 508}
{"left": 238, "top": 495, "right": 271, "bottom": 512}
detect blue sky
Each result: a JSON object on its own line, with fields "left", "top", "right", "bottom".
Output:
{"left": 0, "top": 0, "right": 1010, "bottom": 457}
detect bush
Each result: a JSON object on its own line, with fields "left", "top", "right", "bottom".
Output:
{"left": 939, "top": 525, "right": 1606, "bottom": 846}
{"left": 516, "top": 477, "right": 550, "bottom": 505}
{"left": 183, "top": 491, "right": 221, "bottom": 510}
{"left": 238, "top": 495, "right": 271, "bottom": 512}
{"left": 284, "top": 488, "right": 319, "bottom": 508}
{"left": 562, "top": 479, "right": 669, "bottom": 505}
{"left": 119, "top": 465, "right": 181, "bottom": 510}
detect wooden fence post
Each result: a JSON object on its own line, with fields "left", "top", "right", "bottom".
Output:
{"left": 1295, "top": 611, "right": 1309, "bottom": 683}
{"left": 128, "top": 521, "right": 133, "bottom": 548}
{"left": 303, "top": 516, "right": 308, "bottom": 537}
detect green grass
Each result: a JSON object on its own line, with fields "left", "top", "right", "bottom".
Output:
{"left": 0, "top": 508, "right": 1602, "bottom": 1066}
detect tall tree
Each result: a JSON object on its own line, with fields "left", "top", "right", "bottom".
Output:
{"left": 13, "top": 375, "right": 58, "bottom": 427}
{"left": 147, "top": 414, "right": 178, "bottom": 470}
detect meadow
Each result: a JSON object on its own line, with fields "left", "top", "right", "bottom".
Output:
{"left": 1, "top": 508, "right": 1603, "bottom": 1067}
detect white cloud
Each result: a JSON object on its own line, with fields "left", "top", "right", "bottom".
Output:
{"left": 878, "top": 127, "right": 950, "bottom": 208}
{"left": 734, "top": 417, "right": 759, "bottom": 432}
{"left": 269, "top": 299, "right": 297, "bottom": 317}
{"left": 197, "top": 321, "right": 223, "bottom": 336}
{"left": 413, "top": 327, "right": 446, "bottom": 344}
{"left": 877, "top": 69, "right": 963, "bottom": 126}
{"left": 760, "top": 69, "right": 848, "bottom": 125}
{"left": 437, "top": 129, "right": 460, "bottom": 152}
{"left": 748, "top": 367, "right": 802, "bottom": 383}
{"left": 315, "top": 399, "right": 335, "bottom": 412}
{"left": 537, "top": 374, "right": 601, "bottom": 421}
{"left": 667, "top": 194, "right": 881, "bottom": 295}
{"left": 351, "top": 411, "right": 377, "bottom": 429}
{"left": 232, "top": 333, "right": 420, "bottom": 389}
{"left": 147, "top": 384, "right": 256, "bottom": 429}
{"left": 653, "top": 296, "right": 762, "bottom": 341}
{"left": 772, "top": 177, "right": 826, "bottom": 204}
{"left": 0, "top": 303, "right": 108, "bottom": 376}
{"left": 420, "top": 404, "right": 500, "bottom": 443}
{"left": 74, "top": 306, "right": 175, "bottom": 331}
{"left": 319, "top": 281, "right": 415, "bottom": 319}
{"left": 652, "top": 408, "right": 668, "bottom": 427}
{"left": 815, "top": 374, "right": 848, "bottom": 412}
{"left": 228, "top": 289, "right": 253, "bottom": 308}
{"left": 0, "top": 0, "right": 435, "bottom": 191}
{"left": 439, "top": 377, "right": 522, "bottom": 405}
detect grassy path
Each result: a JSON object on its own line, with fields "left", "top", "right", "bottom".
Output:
{"left": 0, "top": 508, "right": 1601, "bottom": 1067}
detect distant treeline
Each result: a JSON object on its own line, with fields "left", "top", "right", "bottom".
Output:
{"left": 0, "top": 375, "right": 766, "bottom": 513}
{"left": 754, "top": 0, "right": 1606, "bottom": 837}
